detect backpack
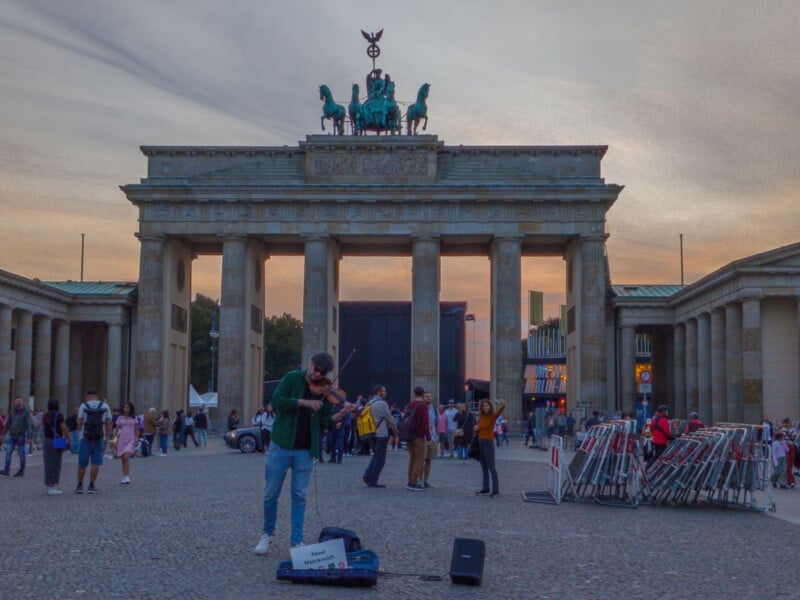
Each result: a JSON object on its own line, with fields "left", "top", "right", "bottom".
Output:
{"left": 82, "top": 402, "right": 107, "bottom": 441}
{"left": 398, "top": 404, "right": 417, "bottom": 444}
{"left": 357, "top": 404, "right": 377, "bottom": 441}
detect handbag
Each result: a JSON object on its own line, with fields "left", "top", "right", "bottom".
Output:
{"left": 468, "top": 436, "right": 480, "bottom": 461}
{"left": 52, "top": 412, "right": 68, "bottom": 450}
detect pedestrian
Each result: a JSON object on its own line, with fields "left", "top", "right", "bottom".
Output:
{"left": 113, "top": 402, "right": 139, "bottom": 484}
{"left": 474, "top": 399, "right": 506, "bottom": 497}
{"left": 389, "top": 403, "right": 402, "bottom": 450}
{"left": 227, "top": 409, "right": 240, "bottom": 432}
{"left": 194, "top": 405, "right": 209, "bottom": 447}
{"left": 585, "top": 411, "right": 601, "bottom": 431}
{"left": 66, "top": 407, "right": 80, "bottom": 453}
{"left": 524, "top": 411, "right": 535, "bottom": 447}
{"left": 0, "top": 396, "right": 32, "bottom": 477}
{"left": 651, "top": 405, "right": 673, "bottom": 462}
{"left": 142, "top": 407, "right": 158, "bottom": 454}
{"left": 566, "top": 412, "right": 576, "bottom": 438}
{"left": 771, "top": 432, "right": 789, "bottom": 489}
{"left": 75, "top": 390, "right": 112, "bottom": 494}
{"left": 445, "top": 400, "right": 458, "bottom": 457}
{"left": 183, "top": 411, "right": 198, "bottom": 447}
{"left": 404, "top": 386, "right": 429, "bottom": 491}
{"left": 556, "top": 412, "right": 567, "bottom": 437}
{"left": 778, "top": 418, "right": 796, "bottom": 487}
{"left": 422, "top": 391, "right": 438, "bottom": 488}
{"left": 362, "top": 385, "right": 396, "bottom": 488}
{"left": 254, "top": 352, "right": 356, "bottom": 556}
{"left": 683, "top": 412, "right": 706, "bottom": 435}
{"left": 641, "top": 418, "right": 654, "bottom": 463}
{"left": 156, "top": 410, "right": 171, "bottom": 456}
{"left": 42, "top": 398, "right": 70, "bottom": 494}
{"left": 436, "top": 404, "right": 447, "bottom": 458}
{"left": 454, "top": 403, "right": 475, "bottom": 461}
{"left": 173, "top": 410, "right": 184, "bottom": 450}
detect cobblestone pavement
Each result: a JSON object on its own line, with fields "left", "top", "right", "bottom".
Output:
{"left": 1, "top": 440, "right": 799, "bottom": 599}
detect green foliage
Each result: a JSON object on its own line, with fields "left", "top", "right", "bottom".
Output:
{"left": 263, "top": 313, "right": 303, "bottom": 380}
{"left": 190, "top": 294, "right": 219, "bottom": 393}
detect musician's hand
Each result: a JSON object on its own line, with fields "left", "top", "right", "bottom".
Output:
{"left": 342, "top": 401, "right": 356, "bottom": 413}
{"left": 299, "top": 399, "right": 322, "bottom": 412}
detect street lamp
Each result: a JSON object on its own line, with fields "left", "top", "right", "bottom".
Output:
{"left": 209, "top": 305, "right": 219, "bottom": 393}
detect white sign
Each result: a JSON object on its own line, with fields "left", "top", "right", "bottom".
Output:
{"left": 290, "top": 538, "right": 349, "bottom": 570}
{"left": 639, "top": 383, "right": 652, "bottom": 394}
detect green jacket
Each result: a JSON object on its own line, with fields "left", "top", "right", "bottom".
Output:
{"left": 270, "top": 369, "right": 334, "bottom": 459}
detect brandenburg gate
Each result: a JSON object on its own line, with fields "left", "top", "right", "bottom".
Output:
{"left": 122, "top": 135, "right": 622, "bottom": 425}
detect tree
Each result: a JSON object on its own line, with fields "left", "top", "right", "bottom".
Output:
{"left": 263, "top": 313, "right": 303, "bottom": 380}
{"left": 190, "top": 295, "right": 218, "bottom": 392}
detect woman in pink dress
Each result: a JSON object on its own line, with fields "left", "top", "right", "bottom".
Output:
{"left": 113, "top": 402, "right": 139, "bottom": 484}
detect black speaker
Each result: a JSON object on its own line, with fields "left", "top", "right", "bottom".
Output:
{"left": 449, "top": 538, "right": 485, "bottom": 586}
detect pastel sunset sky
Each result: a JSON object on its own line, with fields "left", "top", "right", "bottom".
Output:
{"left": 1, "top": 1, "right": 798, "bottom": 378}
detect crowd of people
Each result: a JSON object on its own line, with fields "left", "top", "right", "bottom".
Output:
{"left": 0, "top": 393, "right": 213, "bottom": 494}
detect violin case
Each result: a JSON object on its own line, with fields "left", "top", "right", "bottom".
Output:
{"left": 276, "top": 528, "right": 379, "bottom": 587}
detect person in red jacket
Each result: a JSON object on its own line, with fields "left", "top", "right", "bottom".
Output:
{"left": 650, "top": 405, "right": 673, "bottom": 462}
{"left": 683, "top": 412, "right": 706, "bottom": 435}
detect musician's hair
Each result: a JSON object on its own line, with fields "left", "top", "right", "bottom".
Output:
{"left": 310, "top": 352, "right": 334, "bottom": 374}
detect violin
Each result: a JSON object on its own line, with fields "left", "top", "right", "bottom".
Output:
{"left": 307, "top": 377, "right": 347, "bottom": 405}
{"left": 305, "top": 348, "right": 357, "bottom": 406}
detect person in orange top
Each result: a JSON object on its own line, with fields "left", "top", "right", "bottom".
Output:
{"left": 473, "top": 399, "right": 505, "bottom": 497}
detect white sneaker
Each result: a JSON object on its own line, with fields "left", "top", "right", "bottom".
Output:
{"left": 121, "top": 476, "right": 131, "bottom": 484}
{"left": 47, "top": 487, "right": 63, "bottom": 495}
{"left": 254, "top": 534, "right": 274, "bottom": 555}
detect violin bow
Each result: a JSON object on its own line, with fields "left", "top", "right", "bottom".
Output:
{"left": 329, "top": 348, "right": 356, "bottom": 386}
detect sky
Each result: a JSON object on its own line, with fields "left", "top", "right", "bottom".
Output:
{"left": 1, "top": 1, "right": 798, "bottom": 379}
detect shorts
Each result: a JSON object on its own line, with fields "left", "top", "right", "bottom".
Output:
{"left": 438, "top": 433, "right": 448, "bottom": 443}
{"left": 78, "top": 438, "right": 105, "bottom": 467}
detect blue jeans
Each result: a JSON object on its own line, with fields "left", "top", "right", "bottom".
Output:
{"left": 457, "top": 441, "right": 469, "bottom": 460}
{"left": 70, "top": 430, "right": 80, "bottom": 453}
{"left": 327, "top": 427, "right": 345, "bottom": 463}
{"left": 363, "top": 437, "right": 389, "bottom": 484}
{"left": 262, "top": 442, "right": 312, "bottom": 546}
{"left": 4, "top": 436, "right": 27, "bottom": 472}
{"left": 159, "top": 433, "right": 169, "bottom": 454}
{"left": 196, "top": 428, "right": 208, "bottom": 447}
{"left": 478, "top": 439, "right": 499, "bottom": 494}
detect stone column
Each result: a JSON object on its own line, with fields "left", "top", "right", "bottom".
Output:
{"left": 0, "top": 304, "right": 12, "bottom": 407}
{"left": 53, "top": 320, "right": 70, "bottom": 413}
{"left": 673, "top": 323, "right": 686, "bottom": 418}
{"left": 34, "top": 316, "right": 52, "bottom": 409}
{"left": 685, "top": 318, "right": 698, "bottom": 415}
{"left": 219, "top": 235, "right": 248, "bottom": 425}
{"left": 490, "top": 236, "right": 521, "bottom": 421}
{"left": 579, "top": 236, "right": 607, "bottom": 416}
{"left": 710, "top": 308, "right": 726, "bottom": 424}
{"left": 301, "top": 236, "right": 338, "bottom": 367}
{"left": 68, "top": 326, "right": 83, "bottom": 404}
{"left": 106, "top": 323, "right": 123, "bottom": 407}
{"left": 134, "top": 234, "right": 165, "bottom": 410}
{"left": 14, "top": 310, "right": 33, "bottom": 404}
{"left": 620, "top": 325, "right": 636, "bottom": 416}
{"left": 725, "top": 303, "right": 743, "bottom": 422}
{"left": 696, "top": 313, "right": 711, "bottom": 425}
{"left": 742, "top": 298, "right": 763, "bottom": 423}
{"left": 411, "top": 236, "right": 440, "bottom": 400}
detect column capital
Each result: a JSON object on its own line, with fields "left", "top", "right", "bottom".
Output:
{"left": 134, "top": 233, "right": 165, "bottom": 242}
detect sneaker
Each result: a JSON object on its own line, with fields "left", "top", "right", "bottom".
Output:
{"left": 47, "top": 487, "right": 63, "bottom": 495}
{"left": 423, "top": 481, "right": 433, "bottom": 488}
{"left": 406, "top": 483, "right": 424, "bottom": 491}
{"left": 0, "top": 469, "right": 9, "bottom": 477}
{"left": 476, "top": 490, "right": 490, "bottom": 496}
{"left": 87, "top": 483, "right": 97, "bottom": 494}
{"left": 13, "top": 470, "right": 24, "bottom": 477}
{"left": 74, "top": 484, "right": 84, "bottom": 494}
{"left": 489, "top": 492, "right": 500, "bottom": 498}
{"left": 367, "top": 483, "right": 386, "bottom": 488}
{"left": 121, "top": 477, "right": 131, "bottom": 485}
{"left": 254, "top": 534, "right": 274, "bottom": 556}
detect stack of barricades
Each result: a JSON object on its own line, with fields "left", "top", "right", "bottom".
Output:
{"left": 566, "top": 420, "right": 642, "bottom": 507}
{"left": 643, "top": 423, "right": 775, "bottom": 512}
